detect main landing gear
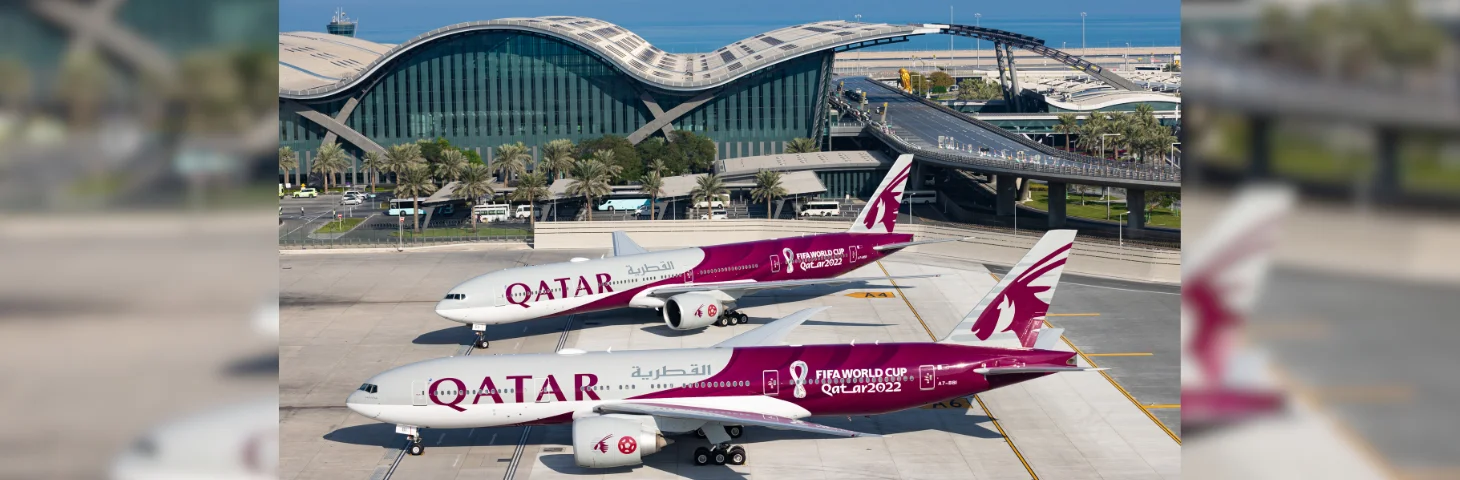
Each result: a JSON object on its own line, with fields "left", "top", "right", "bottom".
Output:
{"left": 471, "top": 324, "right": 489, "bottom": 349}
{"left": 714, "top": 310, "right": 748, "bottom": 327}
{"left": 691, "top": 425, "right": 746, "bottom": 466}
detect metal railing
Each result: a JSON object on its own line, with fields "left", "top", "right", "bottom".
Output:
{"left": 829, "top": 85, "right": 1180, "bottom": 186}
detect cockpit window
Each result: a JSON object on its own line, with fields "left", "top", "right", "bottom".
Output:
{"left": 443, "top": 293, "right": 466, "bottom": 300}
{"left": 359, "top": 383, "right": 378, "bottom": 393}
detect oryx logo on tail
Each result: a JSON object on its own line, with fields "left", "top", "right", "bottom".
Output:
{"left": 849, "top": 154, "right": 915, "bottom": 234}
{"left": 939, "top": 230, "right": 1076, "bottom": 348}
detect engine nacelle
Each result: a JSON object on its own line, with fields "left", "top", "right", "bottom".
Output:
{"left": 572, "top": 416, "right": 668, "bottom": 468}
{"left": 663, "top": 293, "right": 723, "bottom": 330}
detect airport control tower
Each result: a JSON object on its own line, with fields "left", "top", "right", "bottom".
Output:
{"left": 327, "top": 8, "right": 356, "bottom": 37}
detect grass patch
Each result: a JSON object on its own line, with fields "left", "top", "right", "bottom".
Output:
{"left": 391, "top": 226, "right": 530, "bottom": 238}
{"left": 1025, "top": 190, "right": 1181, "bottom": 228}
{"left": 314, "top": 218, "right": 364, "bottom": 234}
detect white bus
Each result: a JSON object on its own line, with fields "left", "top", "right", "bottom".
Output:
{"left": 800, "top": 200, "right": 840, "bottom": 217}
{"left": 905, "top": 190, "right": 938, "bottom": 204}
{"left": 387, "top": 198, "right": 425, "bottom": 216}
{"left": 473, "top": 204, "right": 512, "bottom": 222}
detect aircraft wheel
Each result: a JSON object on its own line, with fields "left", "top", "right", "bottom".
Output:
{"left": 725, "top": 425, "right": 743, "bottom": 438}
{"left": 693, "top": 447, "right": 711, "bottom": 466}
{"left": 728, "top": 446, "right": 746, "bottom": 465}
{"left": 712, "top": 448, "right": 728, "bottom": 465}
{"left": 408, "top": 442, "right": 424, "bottom": 456}
{"left": 713, "top": 317, "right": 725, "bottom": 327}
{"left": 475, "top": 337, "right": 490, "bottom": 349}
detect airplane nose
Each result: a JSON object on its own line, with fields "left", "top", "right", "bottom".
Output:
{"left": 435, "top": 302, "right": 470, "bottom": 323}
{"left": 346, "top": 392, "right": 380, "bottom": 419}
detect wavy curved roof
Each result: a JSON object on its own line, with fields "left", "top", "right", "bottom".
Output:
{"left": 280, "top": 16, "right": 945, "bottom": 98}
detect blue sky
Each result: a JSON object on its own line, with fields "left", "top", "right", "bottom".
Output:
{"left": 280, "top": 0, "right": 1181, "bottom": 50}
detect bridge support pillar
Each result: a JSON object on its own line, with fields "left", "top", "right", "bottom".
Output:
{"left": 1127, "top": 188, "right": 1146, "bottom": 230}
{"left": 1249, "top": 116, "right": 1271, "bottom": 178}
{"left": 1048, "top": 182, "right": 1068, "bottom": 228}
{"left": 995, "top": 174, "right": 1017, "bottom": 217}
{"left": 1374, "top": 128, "right": 1400, "bottom": 204}
{"left": 1018, "top": 177, "right": 1032, "bottom": 202}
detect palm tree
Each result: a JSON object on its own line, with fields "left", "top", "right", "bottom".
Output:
{"left": 493, "top": 142, "right": 532, "bottom": 184}
{"left": 565, "top": 159, "right": 613, "bottom": 221}
{"left": 785, "top": 137, "right": 818, "bottom": 154}
{"left": 639, "top": 171, "right": 664, "bottom": 221}
{"left": 690, "top": 173, "right": 728, "bottom": 219}
{"left": 312, "top": 142, "right": 348, "bottom": 192}
{"left": 750, "top": 170, "right": 788, "bottom": 219}
{"left": 278, "top": 147, "right": 299, "bottom": 189}
{"left": 361, "top": 151, "right": 386, "bottom": 193}
{"left": 453, "top": 164, "right": 494, "bottom": 231}
{"left": 511, "top": 172, "right": 551, "bottom": 225}
{"left": 587, "top": 149, "right": 622, "bottom": 181}
{"left": 394, "top": 165, "right": 438, "bottom": 233}
{"left": 647, "top": 157, "right": 668, "bottom": 177}
{"left": 434, "top": 149, "right": 467, "bottom": 185}
{"left": 386, "top": 143, "right": 423, "bottom": 185}
{"left": 541, "top": 139, "right": 577, "bottom": 180}
{"left": 1054, "top": 114, "right": 1079, "bottom": 152}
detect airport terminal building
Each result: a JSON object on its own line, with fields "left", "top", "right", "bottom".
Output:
{"left": 279, "top": 17, "right": 942, "bottom": 175}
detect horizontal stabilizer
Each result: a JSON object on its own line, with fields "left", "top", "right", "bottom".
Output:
{"left": 1032, "top": 328, "right": 1065, "bottom": 350}
{"left": 973, "top": 366, "right": 1105, "bottom": 375}
{"left": 873, "top": 236, "right": 974, "bottom": 252}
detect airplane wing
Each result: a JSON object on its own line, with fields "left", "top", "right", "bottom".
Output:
{"left": 596, "top": 402, "right": 879, "bottom": 438}
{"left": 873, "top": 236, "right": 974, "bottom": 251}
{"left": 714, "top": 307, "right": 828, "bottom": 348}
{"left": 644, "top": 274, "right": 939, "bottom": 298}
{"left": 612, "top": 231, "right": 648, "bottom": 256}
{"left": 973, "top": 366, "right": 1105, "bottom": 375}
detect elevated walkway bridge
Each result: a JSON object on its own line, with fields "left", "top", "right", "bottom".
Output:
{"left": 832, "top": 76, "right": 1179, "bottom": 229}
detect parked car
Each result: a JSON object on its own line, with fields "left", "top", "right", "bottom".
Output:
{"left": 341, "top": 195, "right": 362, "bottom": 206}
{"left": 292, "top": 188, "right": 318, "bottom": 198}
{"left": 700, "top": 208, "right": 728, "bottom": 220}
{"left": 342, "top": 190, "right": 363, "bottom": 198}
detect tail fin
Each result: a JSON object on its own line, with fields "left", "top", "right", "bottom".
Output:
{"left": 1183, "top": 185, "right": 1294, "bottom": 388}
{"left": 848, "top": 154, "right": 915, "bottom": 234}
{"left": 938, "top": 230, "right": 1077, "bottom": 348}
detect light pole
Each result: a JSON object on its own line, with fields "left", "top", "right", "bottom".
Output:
{"left": 949, "top": 6, "right": 954, "bottom": 75}
{"left": 1116, "top": 211, "right": 1129, "bottom": 246}
{"left": 975, "top": 13, "right": 981, "bottom": 69}
{"left": 855, "top": 14, "right": 862, "bottom": 74}
{"left": 1080, "top": 12, "right": 1086, "bottom": 54}
{"left": 1170, "top": 142, "right": 1181, "bottom": 166}
{"left": 1100, "top": 133, "right": 1122, "bottom": 160}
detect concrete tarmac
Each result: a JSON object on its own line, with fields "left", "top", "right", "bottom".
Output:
{"left": 280, "top": 245, "right": 1179, "bottom": 479}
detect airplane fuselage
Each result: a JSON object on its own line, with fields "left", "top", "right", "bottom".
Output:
{"left": 434, "top": 232, "right": 913, "bottom": 325}
{"left": 346, "top": 342, "right": 1075, "bottom": 430}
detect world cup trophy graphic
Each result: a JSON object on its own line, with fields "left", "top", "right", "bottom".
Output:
{"left": 790, "top": 360, "right": 809, "bottom": 398}
{"left": 783, "top": 248, "right": 795, "bottom": 274}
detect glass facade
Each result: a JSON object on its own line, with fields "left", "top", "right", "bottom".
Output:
{"left": 281, "top": 30, "right": 833, "bottom": 177}
{"left": 817, "top": 169, "right": 886, "bottom": 200}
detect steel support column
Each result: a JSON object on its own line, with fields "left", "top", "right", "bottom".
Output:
{"left": 1004, "top": 43, "right": 1021, "bottom": 113}
{"left": 1127, "top": 188, "right": 1146, "bottom": 230}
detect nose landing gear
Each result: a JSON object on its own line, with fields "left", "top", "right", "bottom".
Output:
{"left": 472, "top": 324, "right": 489, "bottom": 349}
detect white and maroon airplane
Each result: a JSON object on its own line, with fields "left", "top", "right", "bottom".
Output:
{"left": 1181, "top": 185, "right": 1295, "bottom": 434}
{"left": 348, "top": 230, "right": 1095, "bottom": 467}
{"left": 437, "top": 154, "right": 961, "bottom": 348}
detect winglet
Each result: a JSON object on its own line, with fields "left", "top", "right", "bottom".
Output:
{"left": 714, "top": 306, "right": 829, "bottom": 348}
{"left": 848, "top": 154, "right": 914, "bottom": 234}
{"left": 612, "top": 231, "right": 649, "bottom": 256}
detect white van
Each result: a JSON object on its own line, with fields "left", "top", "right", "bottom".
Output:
{"left": 694, "top": 194, "right": 728, "bottom": 209}
{"left": 800, "top": 201, "right": 840, "bottom": 217}
{"left": 474, "top": 204, "right": 511, "bottom": 222}
{"left": 514, "top": 205, "right": 534, "bottom": 219}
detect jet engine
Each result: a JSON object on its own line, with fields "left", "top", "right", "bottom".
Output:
{"left": 663, "top": 293, "right": 722, "bottom": 330}
{"left": 572, "top": 416, "right": 669, "bottom": 468}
